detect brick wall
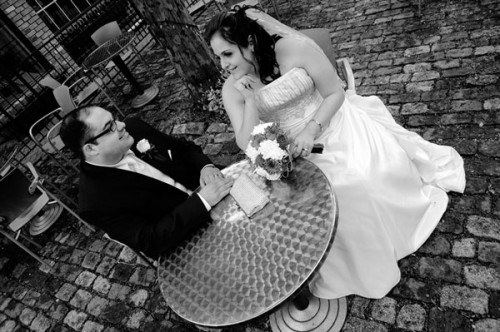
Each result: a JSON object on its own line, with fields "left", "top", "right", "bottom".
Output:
{"left": 1, "top": 0, "right": 54, "bottom": 49}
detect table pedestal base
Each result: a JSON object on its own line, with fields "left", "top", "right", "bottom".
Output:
{"left": 29, "top": 203, "right": 63, "bottom": 236}
{"left": 269, "top": 293, "right": 347, "bottom": 332}
{"left": 131, "top": 85, "right": 159, "bottom": 108}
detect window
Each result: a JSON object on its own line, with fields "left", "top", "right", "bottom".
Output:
{"left": 27, "top": 0, "right": 98, "bottom": 30}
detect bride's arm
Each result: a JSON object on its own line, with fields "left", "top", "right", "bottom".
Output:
{"left": 276, "top": 38, "right": 345, "bottom": 156}
{"left": 221, "top": 77, "right": 260, "bottom": 150}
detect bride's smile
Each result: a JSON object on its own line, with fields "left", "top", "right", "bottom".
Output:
{"left": 210, "top": 31, "right": 257, "bottom": 80}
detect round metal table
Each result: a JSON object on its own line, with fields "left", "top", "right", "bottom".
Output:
{"left": 82, "top": 32, "right": 158, "bottom": 109}
{"left": 157, "top": 158, "right": 338, "bottom": 327}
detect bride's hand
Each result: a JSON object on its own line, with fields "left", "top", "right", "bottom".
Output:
{"left": 291, "top": 127, "right": 316, "bottom": 158}
{"left": 234, "top": 75, "right": 257, "bottom": 100}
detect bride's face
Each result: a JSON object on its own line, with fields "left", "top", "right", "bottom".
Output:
{"left": 210, "top": 32, "right": 256, "bottom": 80}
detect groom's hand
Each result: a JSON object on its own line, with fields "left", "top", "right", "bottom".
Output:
{"left": 200, "top": 165, "right": 224, "bottom": 187}
{"left": 198, "top": 178, "right": 233, "bottom": 207}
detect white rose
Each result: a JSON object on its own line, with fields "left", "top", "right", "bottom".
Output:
{"left": 136, "top": 139, "right": 151, "bottom": 153}
{"left": 259, "top": 140, "right": 287, "bottom": 160}
{"left": 245, "top": 144, "right": 259, "bottom": 163}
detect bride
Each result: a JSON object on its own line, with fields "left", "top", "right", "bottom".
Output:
{"left": 204, "top": 6, "right": 466, "bottom": 299}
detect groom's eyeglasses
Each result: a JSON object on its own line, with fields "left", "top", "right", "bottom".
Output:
{"left": 84, "top": 119, "right": 117, "bottom": 145}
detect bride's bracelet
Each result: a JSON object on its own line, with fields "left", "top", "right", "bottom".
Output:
{"left": 309, "top": 119, "right": 323, "bottom": 133}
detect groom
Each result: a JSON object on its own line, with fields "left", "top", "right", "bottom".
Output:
{"left": 59, "top": 105, "right": 233, "bottom": 259}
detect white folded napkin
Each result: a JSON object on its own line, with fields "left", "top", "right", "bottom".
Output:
{"left": 230, "top": 174, "right": 269, "bottom": 217}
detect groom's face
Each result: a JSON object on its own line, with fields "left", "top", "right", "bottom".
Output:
{"left": 210, "top": 32, "right": 256, "bottom": 80}
{"left": 82, "top": 107, "right": 134, "bottom": 162}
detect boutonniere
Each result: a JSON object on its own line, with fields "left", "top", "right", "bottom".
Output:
{"left": 136, "top": 139, "right": 167, "bottom": 162}
{"left": 136, "top": 139, "right": 155, "bottom": 156}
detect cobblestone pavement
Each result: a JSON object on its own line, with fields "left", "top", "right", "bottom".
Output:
{"left": 1, "top": 0, "right": 500, "bottom": 331}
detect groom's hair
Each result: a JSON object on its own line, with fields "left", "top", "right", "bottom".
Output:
{"left": 59, "top": 104, "right": 99, "bottom": 159}
{"left": 203, "top": 6, "right": 281, "bottom": 84}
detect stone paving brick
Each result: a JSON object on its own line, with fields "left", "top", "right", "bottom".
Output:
{"left": 126, "top": 309, "right": 147, "bottom": 329}
{"left": 370, "top": 297, "right": 396, "bottom": 324}
{"left": 30, "top": 313, "right": 52, "bottom": 332}
{"left": 428, "top": 307, "right": 472, "bottom": 332}
{"left": 418, "top": 257, "right": 462, "bottom": 282}
{"left": 478, "top": 241, "right": 500, "bottom": 264}
{"left": 129, "top": 267, "right": 156, "bottom": 286}
{"left": 89, "top": 239, "right": 107, "bottom": 253}
{"left": 82, "top": 252, "right": 101, "bottom": 270}
{"left": 108, "top": 283, "right": 131, "bottom": 301}
{"left": 420, "top": 234, "right": 451, "bottom": 255}
{"left": 467, "top": 215, "right": 500, "bottom": 240}
{"left": 86, "top": 296, "right": 109, "bottom": 317}
{"left": 21, "top": 290, "right": 41, "bottom": 306}
{"left": 55, "top": 283, "right": 77, "bottom": 302}
{"left": 452, "top": 238, "right": 476, "bottom": 257}
{"left": 129, "top": 289, "right": 149, "bottom": 307}
{"left": 110, "top": 263, "right": 135, "bottom": 283}
{"left": 392, "top": 278, "right": 439, "bottom": 303}
{"left": 4, "top": 301, "right": 24, "bottom": 319}
{"left": 92, "top": 276, "right": 111, "bottom": 295}
{"left": 117, "top": 246, "right": 137, "bottom": 264}
{"left": 396, "top": 304, "right": 426, "bottom": 331}
{"left": 104, "top": 242, "right": 123, "bottom": 257}
{"left": 69, "top": 289, "right": 93, "bottom": 309}
{"left": 101, "top": 302, "right": 130, "bottom": 325}
{"left": 49, "top": 303, "right": 69, "bottom": 321}
{"left": 68, "top": 249, "right": 87, "bottom": 265}
{"left": 96, "top": 256, "right": 116, "bottom": 275}
{"left": 474, "top": 319, "right": 500, "bottom": 332}
{"left": 63, "top": 310, "right": 88, "bottom": 330}
{"left": 82, "top": 320, "right": 105, "bottom": 332}
{"left": 75, "top": 271, "right": 97, "bottom": 288}
{"left": 0, "top": 320, "right": 16, "bottom": 332}
{"left": 441, "top": 285, "right": 488, "bottom": 314}
{"left": 464, "top": 265, "right": 500, "bottom": 290}
{"left": 11, "top": 286, "right": 27, "bottom": 301}
{"left": 343, "top": 317, "right": 387, "bottom": 332}
{"left": 19, "top": 307, "right": 36, "bottom": 327}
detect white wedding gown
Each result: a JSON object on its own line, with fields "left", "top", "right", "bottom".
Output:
{"left": 248, "top": 9, "right": 466, "bottom": 299}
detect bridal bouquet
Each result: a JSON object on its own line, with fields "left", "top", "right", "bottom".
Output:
{"left": 245, "top": 122, "right": 292, "bottom": 181}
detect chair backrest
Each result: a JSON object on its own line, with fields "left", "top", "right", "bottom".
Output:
{"left": 91, "top": 21, "right": 122, "bottom": 46}
{"left": 40, "top": 75, "right": 61, "bottom": 89}
{"left": 300, "top": 28, "right": 336, "bottom": 65}
{"left": 53, "top": 85, "right": 77, "bottom": 115}
{"left": 300, "top": 28, "right": 356, "bottom": 94}
{"left": 0, "top": 167, "right": 49, "bottom": 232}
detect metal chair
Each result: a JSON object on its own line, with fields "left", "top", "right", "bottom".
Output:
{"left": 0, "top": 152, "right": 93, "bottom": 269}
{"left": 300, "top": 28, "right": 356, "bottom": 94}
{"left": 29, "top": 107, "right": 79, "bottom": 176}
{"left": 89, "top": 21, "right": 158, "bottom": 109}
{"left": 40, "top": 70, "right": 123, "bottom": 116}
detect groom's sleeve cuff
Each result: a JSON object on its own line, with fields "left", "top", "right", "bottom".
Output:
{"left": 196, "top": 193, "right": 212, "bottom": 211}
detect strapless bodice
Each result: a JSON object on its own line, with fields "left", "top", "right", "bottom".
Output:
{"left": 256, "top": 68, "right": 323, "bottom": 138}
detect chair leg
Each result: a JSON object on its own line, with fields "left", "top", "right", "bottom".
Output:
{"left": 42, "top": 186, "right": 95, "bottom": 232}
{"left": 0, "top": 229, "right": 53, "bottom": 270}
{"left": 135, "top": 250, "right": 157, "bottom": 269}
{"left": 16, "top": 230, "right": 43, "bottom": 249}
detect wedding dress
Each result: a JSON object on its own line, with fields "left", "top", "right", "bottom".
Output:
{"left": 247, "top": 9, "right": 466, "bottom": 299}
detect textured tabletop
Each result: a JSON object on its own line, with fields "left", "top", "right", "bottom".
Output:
{"left": 157, "top": 158, "right": 337, "bottom": 327}
{"left": 82, "top": 32, "right": 135, "bottom": 69}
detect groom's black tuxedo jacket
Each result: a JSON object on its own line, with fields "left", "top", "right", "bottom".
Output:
{"left": 78, "top": 118, "right": 213, "bottom": 258}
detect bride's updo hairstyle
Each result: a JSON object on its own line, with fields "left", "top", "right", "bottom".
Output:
{"left": 204, "top": 6, "right": 280, "bottom": 84}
